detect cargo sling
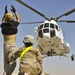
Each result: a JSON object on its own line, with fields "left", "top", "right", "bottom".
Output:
{"left": 20, "top": 46, "right": 32, "bottom": 60}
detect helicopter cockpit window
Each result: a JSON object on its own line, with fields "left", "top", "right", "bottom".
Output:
{"left": 50, "top": 23, "right": 54, "bottom": 28}
{"left": 43, "top": 29, "right": 49, "bottom": 33}
{"left": 44, "top": 23, "right": 49, "bottom": 28}
{"left": 38, "top": 24, "right": 43, "bottom": 30}
{"left": 38, "top": 30, "right": 43, "bottom": 38}
{"left": 55, "top": 25, "right": 58, "bottom": 30}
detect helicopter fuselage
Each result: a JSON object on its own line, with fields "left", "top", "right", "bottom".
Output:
{"left": 35, "top": 20, "right": 70, "bottom": 56}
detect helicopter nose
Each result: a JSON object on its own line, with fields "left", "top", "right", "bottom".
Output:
{"left": 43, "top": 33, "right": 50, "bottom": 41}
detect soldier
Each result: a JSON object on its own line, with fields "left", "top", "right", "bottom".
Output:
{"left": 9, "top": 35, "right": 43, "bottom": 75}
{"left": 1, "top": 5, "right": 21, "bottom": 75}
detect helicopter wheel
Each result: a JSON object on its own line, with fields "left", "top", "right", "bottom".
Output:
{"left": 71, "top": 54, "right": 74, "bottom": 61}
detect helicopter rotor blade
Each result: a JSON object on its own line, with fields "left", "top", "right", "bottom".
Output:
{"left": 16, "top": 0, "right": 49, "bottom": 21}
{"left": 20, "top": 20, "right": 75, "bottom": 24}
{"left": 58, "top": 20, "right": 75, "bottom": 23}
{"left": 56, "top": 8, "right": 75, "bottom": 19}
{"left": 20, "top": 21, "right": 44, "bottom": 24}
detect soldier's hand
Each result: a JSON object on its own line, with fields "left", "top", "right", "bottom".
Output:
{"left": 10, "top": 5, "right": 16, "bottom": 13}
{"left": 5, "top": 5, "right": 8, "bottom": 14}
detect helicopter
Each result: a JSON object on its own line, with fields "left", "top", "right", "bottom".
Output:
{"left": 16, "top": 0, "right": 75, "bottom": 61}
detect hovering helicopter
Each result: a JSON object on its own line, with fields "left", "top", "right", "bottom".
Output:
{"left": 16, "top": 0, "right": 75, "bottom": 61}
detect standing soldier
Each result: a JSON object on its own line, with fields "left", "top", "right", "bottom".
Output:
{"left": 9, "top": 35, "right": 43, "bottom": 75}
{"left": 1, "top": 5, "right": 21, "bottom": 75}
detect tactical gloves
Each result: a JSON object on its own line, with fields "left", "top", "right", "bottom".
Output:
{"left": 4, "top": 5, "right": 16, "bottom": 14}
{"left": 4, "top": 5, "right": 8, "bottom": 14}
{"left": 11, "top": 5, "right": 16, "bottom": 13}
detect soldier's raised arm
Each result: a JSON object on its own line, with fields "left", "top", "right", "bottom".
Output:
{"left": 11, "top": 5, "right": 21, "bottom": 23}
{"left": 2, "top": 5, "right": 8, "bottom": 23}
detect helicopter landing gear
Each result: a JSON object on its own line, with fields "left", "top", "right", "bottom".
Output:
{"left": 71, "top": 54, "right": 74, "bottom": 61}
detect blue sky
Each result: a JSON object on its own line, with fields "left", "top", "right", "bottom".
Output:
{"left": 0, "top": 0, "right": 75, "bottom": 75}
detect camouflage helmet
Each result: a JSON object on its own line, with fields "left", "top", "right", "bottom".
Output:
{"left": 23, "top": 35, "right": 34, "bottom": 44}
{"left": 4, "top": 12, "right": 14, "bottom": 20}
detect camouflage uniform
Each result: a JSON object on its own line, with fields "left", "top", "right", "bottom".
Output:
{"left": 12, "top": 46, "right": 43, "bottom": 75}
{"left": 3, "top": 35, "right": 17, "bottom": 75}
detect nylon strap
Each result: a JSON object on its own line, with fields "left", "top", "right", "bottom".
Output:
{"left": 20, "top": 46, "right": 32, "bottom": 60}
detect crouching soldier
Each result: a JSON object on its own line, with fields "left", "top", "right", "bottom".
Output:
{"left": 9, "top": 35, "right": 43, "bottom": 75}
